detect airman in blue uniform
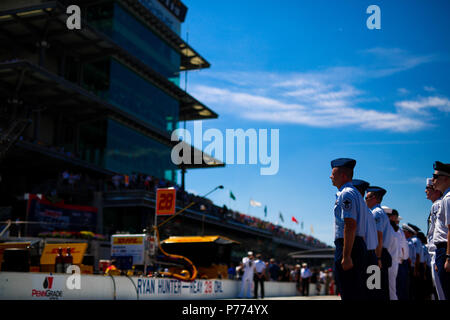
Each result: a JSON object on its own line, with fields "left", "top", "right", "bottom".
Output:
{"left": 403, "top": 223, "right": 423, "bottom": 299}
{"left": 365, "top": 186, "right": 395, "bottom": 300}
{"left": 402, "top": 223, "right": 416, "bottom": 299}
{"left": 353, "top": 179, "right": 380, "bottom": 299}
{"left": 330, "top": 158, "right": 368, "bottom": 300}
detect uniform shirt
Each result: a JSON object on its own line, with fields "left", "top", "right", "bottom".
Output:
{"left": 364, "top": 204, "right": 378, "bottom": 250}
{"left": 371, "top": 204, "right": 395, "bottom": 250}
{"left": 427, "top": 197, "right": 442, "bottom": 253}
{"left": 407, "top": 238, "right": 415, "bottom": 262}
{"left": 301, "top": 267, "right": 312, "bottom": 279}
{"left": 398, "top": 229, "right": 409, "bottom": 261}
{"left": 423, "top": 245, "right": 431, "bottom": 267}
{"left": 410, "top": 236, "right": 423, "bottom": 263}
{"left": 254, "top": 259, "right": 266, "bottom": 273}
{"left": 390, "top": 228, "right": 402, "bottom": 264}
{"left": 334, "top": 182, "right": 368, "bottom": 240}
{"left": 432, "top": 188, "right": 450, "bottom": 245}
{"left": 242, "top": 257, "right": 255, "bottom": 279}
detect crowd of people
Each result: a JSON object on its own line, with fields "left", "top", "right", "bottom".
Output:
{"left": 231, "top": 251, "right": 335, "bottom": 298}
{"left": 330, "top": 158, "right": 449, "bottom": 300}
{"left": 104, "top": 172, "right": 328, "bottom": 248}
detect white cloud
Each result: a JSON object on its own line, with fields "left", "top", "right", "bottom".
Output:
{"left": 189, "top": 47, "right": 445, "bottom": 132}
{"left": 395, "top": 96, "right": 450, "bottom": 113}
{"left": 192, "top": 83, "right": 430, "bottom": 132}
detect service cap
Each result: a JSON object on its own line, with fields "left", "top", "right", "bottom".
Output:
{"left": 381, "top": 206, "right": 393, "bottom": 214}
{"left": 366, "top": 186, "right": 387, "bottom": 198}
{"left": 352, "top": 179, "right": 370, "bottom": 193}
{"left": 433, "top": 161, "right": 450, "bottom": 175}
{"left": 331, "top": 158, "right": 356, "bottom": 169}
{"left": 402, "top": 224, "right": 417, "bottom": 235}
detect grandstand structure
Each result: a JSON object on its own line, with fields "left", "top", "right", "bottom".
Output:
{"left": 0, "top": 0, "right": 328, "bottom": 268}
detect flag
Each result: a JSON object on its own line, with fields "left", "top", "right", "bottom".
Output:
{"left": 229, "top": 191, "right": 236, "bottom": 201}
{"left": 250, "top": 199, "right": 262, "bottom": 207}
{"left": 264, "top": 205, "right": 267, "bottom": 217}
{"left": 310, "top": 225, "right": 314, "bottom": 234}
{"left": 279, "top": 212, "right": 284, "bottom": 222}
{"left": 301, "top": 221, "right": 304, "bottom": 230}
{"left": 291, "top": 216, "right": 299, "bottom": 224}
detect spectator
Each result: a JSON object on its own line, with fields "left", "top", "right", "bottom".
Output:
{"left": 311, "top": 268, "right": 321, "bottom": 295}
{"left": 278, "top": 263, "right": 290, "bottom": 282}
{"left": 300, "top": 263, "right": 312, "bottom": 296}
{"left": 292, "top": 264, "right": 301, "bottom": 294}
{"left": 253, "top": 254, "right": 266, "bottom": 299}
{"left": 268, "top": 258, "right": 280, "bottom": 281}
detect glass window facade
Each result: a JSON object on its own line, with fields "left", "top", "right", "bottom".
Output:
{"left": 105, "top": 119, "right": 177, "bottom": 180}
{"left": 82, "top": 58, "right": 179, "bottom": 133}
{"left": 78, "top": 118, "right": 108, "bottom": 168}
{"left": 78, "top": 118, "right": 177, "bottom": 183}
{"left": 86, "top": 1, "right": 181, "bottom": 85}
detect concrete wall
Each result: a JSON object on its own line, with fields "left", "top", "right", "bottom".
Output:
{"left": 0, "top": 272, "right": 298, "bottom": 300}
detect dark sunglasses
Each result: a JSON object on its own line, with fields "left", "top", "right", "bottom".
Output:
{"left": 433, "top": 173, "right": 448, "bottom": 179}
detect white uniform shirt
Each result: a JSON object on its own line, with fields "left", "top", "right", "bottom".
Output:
{"left": 432, "top": 188, "right": 450, "bottom": 245}
{"left": 389, "top": 228, "right": 402, "bottom": 264}
{"left": 254, "top": 259, "right": 266, "bottom": 273}
{"left": 301, "top": 267, "right": 312, "bottom": 279}
{"left": 398, "top": 229, "right": 409, "bottom": 261}
{"left": 427, "top": 197, "right": 442, "bottom": 253}
{"left": 242, "top": 257, "right": 255, "bottom": 279}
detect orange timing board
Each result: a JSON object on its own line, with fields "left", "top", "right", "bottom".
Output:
{"left": 156, "top": 188, "right": 176, "bottom": 216}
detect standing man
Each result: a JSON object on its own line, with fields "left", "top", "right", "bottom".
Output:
{"left": 353, "top": 179, "right": 380, "bottom": 299}
{"left": 268, "top": 258, "right": 279, "bottom": 281}
{"left": 330, "top": 158, "right": 368, "bottom": 300}
{"left": 402, "top": 223, "right": 421, "bottom": 299}
{"left": 408, "top": 224, "right": 424, "bottom": 300}
{"left": 425, "top": 177, "right": 445, "bottom": 300}
{"left": 431, "top": 161, "right": 450, "bottom": 300}
{"left": 300, "top": 263, "right": 312, "bottom": 296}
{"left": 394, "top": 212, "right": 410, "bottom": 300}
{"left": 238, "top": 251, "right": 255, "bottom": 299}
{"left": 417, "top": 232, "right": 432, "bottom": 299}
{"left": 253, "top": 254, "right": 266, "bottom": 299}
{"left": 385, "top": 207, "right": 402, "bottom": 300}
{"left": 365, "top": 186, "right": 394, "bottom": 300}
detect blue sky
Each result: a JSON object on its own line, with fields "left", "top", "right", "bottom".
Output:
{"left": 177, "top": 0, "right": 450, "bottom": 246}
